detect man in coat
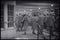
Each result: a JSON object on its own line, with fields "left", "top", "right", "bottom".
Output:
{"left": 31, "top": 15, "right": 39, "bottom": 34}
{"left": 15, "top": 14, "right": 24, "bottom": 31}
{"left": 45, "top": 14, "right": 55, "bottom": 36}
{"left": 22, "top": 14, "right": 29, "bottom": 35}
{"left": 37, "top": 14, "right": 45, "bottom": 35}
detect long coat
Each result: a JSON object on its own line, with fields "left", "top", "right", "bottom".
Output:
{"left": 45, "top": 16, "right": 54, "bottom": 27}
{"left": 23, "top": 15, "right": 29, "bottom": 31}
{"left": 15, "top": 15, "right": 24, "bottom": 28}
{"left": 37, "top": 17, "right": 45, "bottom": 26}
{"left": 31, "top": 16, "right": 39, "bottom": 30}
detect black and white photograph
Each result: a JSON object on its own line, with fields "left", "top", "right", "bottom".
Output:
{"left": 1, "top": 0, "right": 59, "bottom": 40}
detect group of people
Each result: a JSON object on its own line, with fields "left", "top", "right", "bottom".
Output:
{"left": 15, "top": 12, "right": 55, "bottom": 36}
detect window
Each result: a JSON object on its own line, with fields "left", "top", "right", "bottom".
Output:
{"left": 8, "top": 4, "right": 14, "bottom": 27}
{"left": 1, "top": 3, "right": 4, "bottom": 28}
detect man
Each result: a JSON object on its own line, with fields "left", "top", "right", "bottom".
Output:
{"left": 45, "top": 14, "right": 55, "bottom": 37}
{"left": 23, "top": 14, "right": 29, "bottom": 35}
{"left": 15, "top": 14, "right": 24, "bottom": 31}
{"left": 31, "top": 15, "right": 39, "bottom": 34}
{"left": 15, "top": 15, "right": 19, "bottom": 31}
{"left": 37, "top": 14, "right": 45, "bottom": 35}
{"left": 31, "top": 19, "right": 38, "bottom": 34}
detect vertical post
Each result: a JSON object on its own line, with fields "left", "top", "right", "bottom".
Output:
{"left": 4, "top": 3, "right": 8, "bottom": 30}
{"left": 14, "top": 1, "right": 16, "bottom": 29}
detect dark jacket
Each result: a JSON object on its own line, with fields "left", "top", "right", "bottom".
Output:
{"left": 45, "top": 16, "right": 54, "bottom": 27}
{"left": 37, "top": 17, "right": 45, "bottom": 25}
{"left": 15, "top": 15, "right": 24, "bottom": 27}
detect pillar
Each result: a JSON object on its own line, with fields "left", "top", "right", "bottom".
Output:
{"left": 4, "top": 3, "right": 8, "bottom": 29}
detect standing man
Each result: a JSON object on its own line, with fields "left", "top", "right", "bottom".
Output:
{"left": 31, "top": 15, "right": 39, "bottom": 34}
{"left": 31, "top": 18, "right": 38, "bottom": 34}
{"left": 45, "top": 14, "right": 55, "bottom": 39}
{"left": 15, "top": 13, "right": 24, "bottom": 32}
{"left": 23, "top": 14, "right": 29, "bottom": 35}
{"left": 15, "top": 14, "right": 19, "bottom": 31}
{"left": 37, "top": 14, "right": 45, "bottom": 35}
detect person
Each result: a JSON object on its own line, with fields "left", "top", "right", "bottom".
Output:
{"left": 15, "top": 13, "right": 24, "bottom": 32}
{"left": 55, "top": 16, "right": 59, "bottom": 32}
{"left": 23, "top": 14, "right": 29, "bottom": 35}
{"left": 31, "top": 14, "right": 39, "bottom": 34}
{"left": 45, "top": 14, "right": 55, "bottom": 38}
{"left": 15, "top": 15, "right": 19, "bottom": 31}
{"left": 37, "top": 14, "right": 45, "bottom": 35}
{"left": 43, "top": 14, "right": 48, "bottom": 29}
{"left": 31, "top": 19, "right": 38, "bottom": 34}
